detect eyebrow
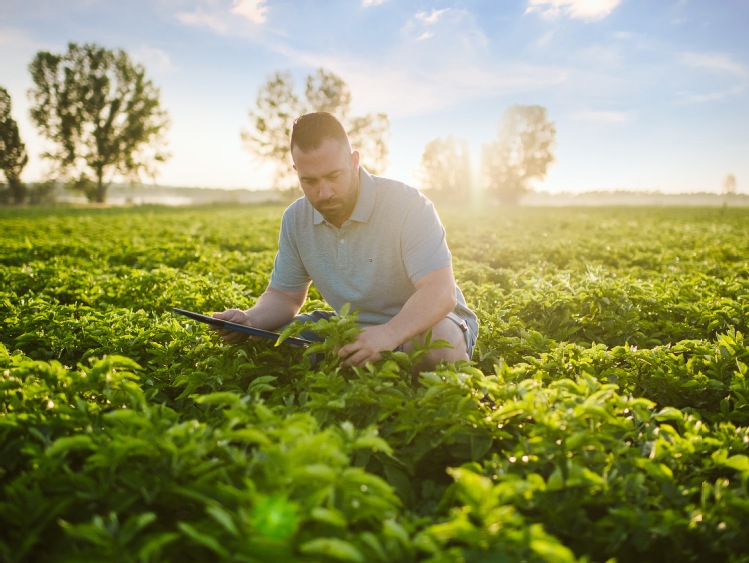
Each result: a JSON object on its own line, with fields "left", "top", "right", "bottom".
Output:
{"left": 300, "top": 169, "right": 342, "bottom": 182}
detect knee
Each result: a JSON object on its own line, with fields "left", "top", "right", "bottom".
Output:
{"left": 413, "top": 317, "right": 469, "bottom": 368}
{"left": 426, "top": 345, "right": 468, "bottom": 365}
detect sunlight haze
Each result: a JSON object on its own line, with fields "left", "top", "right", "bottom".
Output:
{"left": 1, "top": 0, "right": 747, "bottom": 194}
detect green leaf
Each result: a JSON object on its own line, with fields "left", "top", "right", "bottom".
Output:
{"left": 299, "top": 537, "right": 365, "bottom": 562}
{"left": 226, "top": 428, "right": 271, "bottom": 446}
{"left": 723, "top": 454, "right": 749, "bottom": 474}
{"left": 654, "top": 406, "right": 684, "bottom": 422}
{"left": 206, "top": 504, "right": 239, "bottom": 537}
{"left": 194, "top": 391, "right": 243, "bottom": 407}
{"left": 177, "top": 522, "right": 229, "bottom": 557}
{"left": 46, "top": 435, "right": 96, "bottom": 457}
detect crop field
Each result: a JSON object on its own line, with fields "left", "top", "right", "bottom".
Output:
{"left": 1, "top": 203, "right": 748, "bottom": 562}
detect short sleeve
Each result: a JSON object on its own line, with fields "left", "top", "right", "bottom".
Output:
{"left": 401, "top": 195, "right": 452, "bottom": 283}
{"left": 269, "top": 208, "right": 311, "bottom": 292}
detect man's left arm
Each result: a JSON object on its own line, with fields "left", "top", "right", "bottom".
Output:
{"left": 338, "top": 265, "right": 457, "bottom": 367}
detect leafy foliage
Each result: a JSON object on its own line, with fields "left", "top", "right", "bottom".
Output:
{"left": 482, "top": 104, "right": 556, "bottom": 204}
{"left": 418, "top": 135, "right": 472, "bottom": 202}
{"left": 1, "top": 204, "right": 749, "bottom": 561}
{"left": 242, "top": 68, "right": 390, "bottom": 192}
{"left": 0, "top": 86, "right": 28, "bottom": 204}
{"left": 27, "top": 42, "right": 170, "bottom": 203}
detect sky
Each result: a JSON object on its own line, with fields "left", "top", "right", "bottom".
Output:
{"left": 1, "top": 0, "right": 748, "bottom": 194}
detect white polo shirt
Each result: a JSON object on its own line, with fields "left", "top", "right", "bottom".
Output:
{"left": 269, "top": 168, "right": 476, "bottom": 328}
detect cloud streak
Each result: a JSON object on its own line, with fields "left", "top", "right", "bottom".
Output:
{"left": 175, "top": 0, "right": 268, "bottom": 35}
{"left": 293, "top": 46, "right": 568, "bottom": 119}
{"left": 681, "top": 51, "right": 747, "bottom": 76}
{"left": 415, "top": 9, "right": 449, "bottom": 26}
{"left": 525, "top": 0, "right": 621, "bottom": 21}
{"left": 231, "top": 0, "right": 267, "bottom": 24}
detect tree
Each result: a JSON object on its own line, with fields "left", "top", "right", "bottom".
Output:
{"left": 722, "top": 173, "right": 738, "bottom": 208}
{"left": 242, "top": 68, "right": 389, "bottom": 192}
{"left": 28, "top": 42, "right": 169, "bottom": 203}
{"left": 0, "top": 86, "right": 29, "bottom": 204}
{"left": 418, "top": 135, "right": 471, "bottom": 201}
{"left": 722, "top": 173, "right": 737, "bottom": 196}
{"left": 482, "top": 104, "right": 556, "bottom": 204}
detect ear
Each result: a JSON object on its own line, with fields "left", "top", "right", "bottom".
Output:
{"left": 351, "top": 150, "right": 360, "bottom": 168}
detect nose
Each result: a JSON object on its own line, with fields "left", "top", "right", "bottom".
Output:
{"left": 318, "top": 180, "right": 334, "bottom": 200}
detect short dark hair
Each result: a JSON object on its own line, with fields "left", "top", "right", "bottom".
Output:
{"left": 290, "top": 112, "right": 349, "bottom": 153}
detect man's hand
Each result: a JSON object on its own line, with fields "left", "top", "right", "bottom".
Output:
{"left": 213, "top": 309, "right": 252, "bottom": 344}
{"left": 338, "top": 324, "right": 400, "bottom": 368}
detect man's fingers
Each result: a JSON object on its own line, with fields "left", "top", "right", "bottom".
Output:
{"left": 213, "top": 309, "right": 252, "bottom": 343}
{"left": 339, "top": 345, "right": 380, "bottom": 368}
{"left": 217, "top": 328, "right": 245, "bottom": 344}
{"left": 213, "top": 309, "right": 246, "bottom": 324}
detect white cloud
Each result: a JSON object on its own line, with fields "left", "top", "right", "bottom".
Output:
{"left": 175, "top": 0, "right": 268, "bottom": 34}
{"left": 682, "top": 52, "right": 747, "bottom": 76}
{"left": 402, "top": 8, "right": 489, "bottom": 54}
{"left": 525, "top": 0, "right": 621, "bottom": 21}
{"left": 292, "top": 46, "right": 568, "bottom": 119}
{"left": 176, "top": 8, "right": 230, "bottom": 34}
{"left": 415, "top": 8, "right": 449, "bottom": 25}
{"left": 678, "top": 85, "right": 745, "bottom": 104}
{"left": 270, "top": 6, "right": 567, "bottom": 119}
{"left": 231, "top": 0, "right": 267, "bottom": 24}
{"left": 678, "top": 52, "right": 748, "bottom": 103}
{"left": 362, "top": 0, "right": 387, "bottom": 6}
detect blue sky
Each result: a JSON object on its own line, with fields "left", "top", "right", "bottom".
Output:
{"left": 1, "top": 0, "right": 747, "bottom": 194}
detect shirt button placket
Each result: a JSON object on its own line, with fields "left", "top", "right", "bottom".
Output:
{"left": 338, "top": 232, "right": 349, "bottom": 269}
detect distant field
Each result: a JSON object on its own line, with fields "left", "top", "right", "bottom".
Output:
{"left": 1, "top": 204, "right": 748, "bottom": 562}
{"left": 40, "top": 181, "right": 749, "bottom": 207}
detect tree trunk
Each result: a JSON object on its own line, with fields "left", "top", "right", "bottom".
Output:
{"left": 96, "top": 170, "right": 105, "bottom": 203}
{"left": 8, "top": 176, "right": 25, "bottom": 205}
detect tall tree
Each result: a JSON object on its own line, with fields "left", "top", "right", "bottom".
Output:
{"left": 0, "top": 86, "right": 29, "bottom": 204}
{"left": 28, "top": 42, "right": 169, "bottom": 203}
{"left": 242, "top": 68, "right": 389, "bottom": 192}
{"left": 418, "top": 135, "right": 471, "bottom": 201}
{"left": 722, "top": 173, "right": 738, "bottom": 207}
{"left": 722, "top": 173, "right": 737, "bottom": 196}
{"left": 482, "top": 104, "right": 556, "bottom": 204}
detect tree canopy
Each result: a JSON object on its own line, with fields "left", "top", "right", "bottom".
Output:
{"left": 0, "top": 86, "right": 29, "bottom": 204}
{"left": 242, "top": 68, "right": 389, "bottom": 192}
{"left": 722, "top": 173, "right": 737, "bottom": 196}
{"left": 482, "top": 104, "right": 556, "bottom": 204}
{"left": 418, "top": 135, "right": 471, "bottom": 201}
{"left": 28, "top": 42, "right": 169, "bottom": 203}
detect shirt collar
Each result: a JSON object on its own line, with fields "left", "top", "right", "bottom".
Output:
{"left": 312, "top": 167, "right": 376, "bottom": 226}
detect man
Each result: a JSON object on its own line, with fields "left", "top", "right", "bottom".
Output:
{"left": 214, "top": 112, "right": 478, "bottom": 370}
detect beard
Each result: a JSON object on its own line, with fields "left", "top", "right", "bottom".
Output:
{"left": 313, "top": 168, "right": 359, "bottom": 225}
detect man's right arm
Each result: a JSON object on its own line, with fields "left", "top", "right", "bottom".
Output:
{"left": 213, "top": 286, "right": 308, "bottom": 344}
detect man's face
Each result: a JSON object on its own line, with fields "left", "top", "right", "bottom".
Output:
{"left": 292, "top": 137, "right": 360, "bottom": 228}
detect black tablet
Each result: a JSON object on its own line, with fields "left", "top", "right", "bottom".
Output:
{"left": 173, "top": 308, "right": 312, "bottom": 347}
